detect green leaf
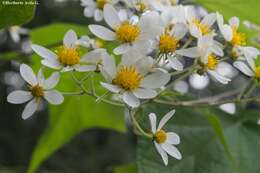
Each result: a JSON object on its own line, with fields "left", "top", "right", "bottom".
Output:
{"left": 27, "top": 23, "right": 125, "bottom": 173}
{"left": 114, "top": 163, "right": 137, "bottom": 173}
{"left": 137, "top": 104, "right": 260, "bottom": 173}
{"left": 0, "top": 0, "right": 36, "bottom": 29}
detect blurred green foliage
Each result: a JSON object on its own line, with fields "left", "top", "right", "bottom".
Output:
{"left": 0, "top": 0, "right": 36, "bottom": 29}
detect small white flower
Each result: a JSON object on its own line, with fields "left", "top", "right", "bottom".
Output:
{"left": 124, "top": 0, "right": 155, "bottom": 12}
{"left": 89, "top": 4, "right": 162, "bottom": 55}
{"left": 217, "top": 13, "right": 260, "bottom": 62}
{"left": 186, "top": 7, "right": 216, "bottom": 38}
{"left": 161, "top": 5, "right": 187, "bottom": 25}
{"left": 32, "top": 30, "right": 96, "bottom": 73}
{"left": 233, "top": 59, "right": 260, "bottom": 79}
{"left": 155, "top": 23, "right": 188, "bottom": 71}
{"left": 149, "top": 110, "right": 182, "bottom": 166}
{"left": 100, "top": 51, "right": 171, "bottom": 107}
{"left": 76, "top": 35, "right": 102, "bottom": 49}
{"left": 81, "top": 0, "right": 118, "bottom": 22}
{"left": 177, "top": 35, "right": 231, "bottom": 84}
{"left": 219, "top": 103, "right": 236, "bottom": 115}
{"left": 7, "top": 64, "right": 64, "bottom": 119}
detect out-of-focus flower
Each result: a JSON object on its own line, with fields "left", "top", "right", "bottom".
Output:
{"left": 173, "top": 80, "right": 188, "bottom": 94}
{"left": 76, "top": 35, "right": 103, "bottom": 49}
{"left": 219, "top": 103, "right": 236, "bottom": 115}
{"left": 233, "top": 59, "right": 260, "bottom": 79}
{"left": 81, "top": 0, "right": 119, "bottom": 21}
{"left": 100, "top": 51, "right": 170, "bottom": 107}
{"left": 189, "top": 73, "right": 209, "bottom": 90}
{"left": 89, "top": 4, "right": 162, "bottom": 55}
{"left": 149, "top": 110, "right": 182, "bottom": 166}
{"left": 9, "top": 26, "right": 28, "bottom": 43}
{"left": 32, "top": 30, "right": 96, "bottom": 72}
{"left": 7, "top": 64, "right": 63, "bottom": 119}
{"left": 177, "top": 35, "right": 231, "bottom": 84}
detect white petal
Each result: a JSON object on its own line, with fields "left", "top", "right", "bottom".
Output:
{"left": 61, "top": 66, "right": 73, "bottom": 72}
{"left": 44, "top": 90, "right": 64, "bottom": 105}
{"left": 208, "top": 70, "right": 231, "bottom": 84}
{"left": 32, "top": 44, "right": 58, "bottom": 61}
{"left": 43, "top": 72, "right": 60, "bottom": 90}
{"left": 166, "top": 132, "right": 180, "bottom": 145}
{"left": 176, "top": 47, "right": 200, "bottom": 58}
{"left": 172, "top": 23, "right": 187, "bottom": 39}
{"left": 189, "top": 23, "right": 201, "bottom": 38}
{"left": 94, "top": 9, "right": 103, "bottom": 22}
{"left": 229, "top": 16, "right": 240, "bottom": 28}
{"left": 41, "top": 59, "right": 62, "bottom": 70}
{"left": 154, "top": 142, "right": 168, "bottom": 166}
{"left": 22, "top": 98, "right": 39, "bottom": 120}
{"left": 7, "top": 91, "right": 33, "bottom": 104}
{"left": 133, "top": 88, "right": 157, "bottom": 99}
{"left": 141, "top": 70, "right": 171, "bottom": 89}
{"left": 201, "top": 13, "right": 216, "bottom": 27}
{"left": 122, "top": 91, "right": 140, "bottom": 108}
{"left": 158, "top": 110, "right": 175, "bottom": 130}
{"left": 233, "top": 61, "right": 254, "bottom": 77}
{"left": 161, "top": 143, "right": 182, "bottom": 160}
{"left": 104, "top": 4, "right": 121, "bottom": 29}
{"left": 89, "top": 25, "right": 116, "bottom": 41}
{"left": 168, "top": 56, "right": 183, "bottom": 71}
{"left": 219, "top": 103, "right": 236, "bottom": 115}
{"left": 135, "top": 56, "right": 154, "bottom": 75}
{"left": 101, "top": 52, "right": 117, "bottom": 81}
{"left": 20, "top": 64, "right": 38, "bottom": 86}
{"left": 114, "top": 44, "right": 131, "bottom": 55}
{"left": 100, "top": 82, "right": 121, "bottom": 93}
{"left": 75, "top": 65, "right": 96, "bottom": 72}
{"left": 83, "top": 6, "right": 95, "bottom": 17}
{"left": 63, "top": 29, "right": 77, "bottom": 48}
{"left": 37, "top": 68, "right": 45, "bottom": 86}
{"left": 222, "top": 25, "right": 232, "bottom": 41}
{"left": 149, "top": 113, "right": 157, "bottom": 133}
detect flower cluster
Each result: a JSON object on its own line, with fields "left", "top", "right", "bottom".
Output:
{"left": 7, "top": 0, "right": 260, "bottom": 166}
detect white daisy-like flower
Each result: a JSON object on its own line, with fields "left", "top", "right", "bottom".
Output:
{"left": 149, "top": 110, "right": 182, "bottom": 166}
{"left": 186, "top": 7, "right": 216, "bottom": 38}
{"left": 217, "top": 13, "right": 260, "bottom": 62}
{"left": 155, "top": 23, "right": 188, "bottom": 71}
{"left": 81, "top": 0, "right": 118, "bottom": 22}
{"left": 233, "top": 59, "right": 260, "bottom": 80}
{"left": 100, "top": 51, "right": 171, "bottom": 107}
{"left": 89, "top": 4, "right": 162, "bottom": 55}
{"left": 124, "top": 0, "right": 155, "bottom": 12}
{"left": 152, "top": 0, "right": 180, "bottom": 11}
{"left": 7, "top": 64, "right": 64, "bottom": 119}
{"left": 32, "top": 30, "right": 96, "bottom": 73}
{"left": 160, "top": 5, "right": 187, "bottom": 25}
{"left": 177, "top": 35, "right": 231, "bottom": 84}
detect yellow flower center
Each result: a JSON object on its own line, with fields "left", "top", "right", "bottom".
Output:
{"left": 231, "top": 27, "right": 246, "bottom": 46}
{"left": 116, "top": 22, "right": 140, "bottom": 43}
{"left": 154, "top": 130, "right": 167, "bottom": 144}
{"left": 136, "top": 2, "right": 146, "bottom": 12}
{"left": 96, "top": 0, "right": 107, "bottom": 9}
{"left": 159, "top": 34, "right": 178, "bottom": 53}
{"left": 170, "top": 0, "right": 177, "bottom": 5}
{"left": 193, "top": 19, "right": 211, "bottom": 35}
{"left": 57, "top": 46, "right": 80, "bottom": 66}
{"left": 255, "top": 66, "right": 260, "bottom": 79}
{"left": 207, "top": 54, "right": 219, "bottom": 70}
{"left": 30, "top": 85, "right": 44, "bottom": 98}
{"left": 112, "top": 66, "right": 143, "bottom": 91}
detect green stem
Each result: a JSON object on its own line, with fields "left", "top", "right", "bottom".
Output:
{"left": 238, "top": 79, "right": 257, "bottom": 100}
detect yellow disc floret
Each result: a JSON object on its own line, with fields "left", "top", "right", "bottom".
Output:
{"left": 159, "top": 34, "right": 178, "bottom": 53}
{"left": 207, "top": 54, "right": 219, "bottom": 70}
{"left": 112, "top": 66, "right": 143, "bottom": 90}
{"left": 96, "top": 0, "right": 107, "bottom": 9}
{"left": 116, "top": 22, "right": 140, "bottom": 43}
{"left": 57, "top": 46, "right": 80, "bottom": 66}
{"left": 193, "top": 19, "right": 211, "bottom": 35}
{"left": 231, "top": 27, "right": 246, "bottom": 46}
{"left": 30, "top": 85, "right": 44, "bottom": 98}
{"left": 154, "top": 130, "right": 167, "bottom": 144}
{"left": 136, "top": 2, "right": 146, "bottom": 12}
{"left": 255, "top": 66, "right": 260, "bottom": 79}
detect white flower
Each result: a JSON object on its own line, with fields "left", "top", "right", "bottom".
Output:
{"left": 76, "top": 35, "right": 102, "bottom": 49}
{"left": 186, "top": 7, "right": 216, "bottom": 38}
{"left": 81, "top": 0, "right": 118, "bottom": 21}
{"left": 7, "top": 64, "right": 64, "bottom": 119}
{"left": 217, "top": 13, "right": 260, "bottom": 62}
{"left": 32, "top": 30, "right": 96, "bottom": 73}
{"left": 100, "top": 51, "right": 171, "bottom": 107}
{"left": 149, "top": 110, "right": 182, "bottom": 166}
{"left": 161, "top": 5, "right": 187, "bottom": 25}
{"left": 155, "top": 23, "right": 188, "bottom": 71}
{"left": 233, "top": 59, "right": 260, "bottom": 79}
{"left": 177, "top": 35, "right": 231, "bottom": 84}
{"left": 124, "top": 0, "right": 155, "bottom": 12}
{"left": 89, "top": 4, "right": 162, "bottom": 55}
